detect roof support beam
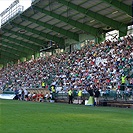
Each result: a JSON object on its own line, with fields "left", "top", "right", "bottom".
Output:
{"left": 0, "top": 50, "right": 20, "bottom": 60}
{"left": 2, "top": 35, "right": 40, "bottom": 51}
{"left": 0, "top": 54, "right": 16, "bottom": 60}
{"left": 119, "top": 26, "right": 127, "bottom": 37}
{"left": 2, "top": 41, "right": 34, "bottom": 55}
{"left": 33, "top": 6, "right": 103, "bottom": 36}
{"left": 57, "top": 0, "right": 127, "bottom": 34}
{"left": 3, "top": 28, "right": 45, "bottom": 47}
{"left": 0, "top": 54, "right": 17, "bottom": 62}
{"left": 102, "top": 0, "right": 132, "bottom": 17}
{"left": 1, "top": 45, "right": 27, "bottom": 57}
{"left": 0, "top": 58, "right": 12, "bottom": 64}
{"left": 11, "top": 22, "right": 65, "bottom": 45}
{"left": 0, "top": 60, "right": 8, "bottom": 64}
{"left": 21, "top": 15, "right": 79, "bottom": 41}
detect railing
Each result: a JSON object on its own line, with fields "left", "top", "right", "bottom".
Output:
{"left": 1, "top": 5, "right": 24, "bottom": 25}
{"left": 2, "top": 85, "right": 133, "bottom": 101}
{"left": 101, "top": 90, "right": 133, "bottom": 101}
{"left": 54, "top": 90, "right": 133, "bottom": 102}
{"left": 31, "top": 0, "right": 40, "bottom": 4}
{"left": 3, "top": 91, "right": 15, "bottom": 94}
{"left": 31, "top": 0, "right": 37, "bottom": 2}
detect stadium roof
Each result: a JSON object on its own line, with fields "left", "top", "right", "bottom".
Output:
{"left": 0, "top": 0, "right": 132, "bottom": 65}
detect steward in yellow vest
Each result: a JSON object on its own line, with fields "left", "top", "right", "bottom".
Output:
{"left": 42, "top": 82, "right": 45, "bottom": 88}
{"left": 121, "top": 75, "right": 126, "bottom": 91}
{"left": 121, "top": 76, "right": 126, "bottom": 84}
{"left": 68, "top": 89, "right": 73, "bottom": 104}
{"left": 78, "top": 89, "right": 82, "bottom": 104}
{"left": 78, "top": 89, "right": 82, "bottom": 97}
{"left": 51, "top": 85, "right": 55, "bottom": 93}
{"left": 51, "top": 85, "right": 56, "bottom": 100}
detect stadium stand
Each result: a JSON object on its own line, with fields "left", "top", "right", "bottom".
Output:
{"left": 0, "top": 35, "right": 133, "bottom": 103}
{"left": 0, "top": 0, "right": 132, "bottom": 107}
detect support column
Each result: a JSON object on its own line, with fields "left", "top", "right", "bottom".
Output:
{"left": 0, "top": 64, "right": 3, "bottom": 68}
{"left": 34, "top": 52, "right": 40, "bottom": 59}
{"left": 26, "top": 55, "right": 32, "bottom": 61}
{"left": 95, "top": 33, "right": 105, "bottom": 44}
{"left": 20, "top": 57, "right": 26, "bottom": 62}
{"left": 75, "top": 43, "right": 81, "bottom": 50}
{"left": 119, "top": 26, "right": 127, "bottom": 37}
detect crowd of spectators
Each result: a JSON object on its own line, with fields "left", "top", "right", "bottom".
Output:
{"left": 0, "top": 35, "right": 133, "bottom": 97}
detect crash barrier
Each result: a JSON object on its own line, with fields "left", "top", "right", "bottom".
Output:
{"left": 54, "top": 90, "right": 133, "bottom": 108}
{"left": 54, "top": 89, "right": 133, "bottom": 102}
{"left": 26, "top": 88, "right": 50, "bottom": 95}
{"left": 1, "top": 87, "right": 133, "bottom": 102}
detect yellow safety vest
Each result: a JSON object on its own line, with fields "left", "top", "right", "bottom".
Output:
{"left": 42, "top": 82, "right": 45, "bottom": 87}
{"left": 121, "top": 76, "right": 126, "bottom": 84}
{"left": 68, "top": 90, "right": 72, "bottom": 96}
{"left": 78, "top": 90, "right": 82, "bottom": 97}
{"left": 51, "top": 86, "right": 55, "bottom": 93}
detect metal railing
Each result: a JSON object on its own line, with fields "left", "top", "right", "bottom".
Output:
{"left": 54, "top": 90, "right": 133, "bottom": 102}
{"left": 31, "top": 0, "right": 40, "bottom": 4}
{"left": 1, "top": 5, "right": 24, "bottom": 25}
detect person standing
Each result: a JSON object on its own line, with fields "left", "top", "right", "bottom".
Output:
{"left": 42, "top": 81, "right": 45, "bottom": 88}
{"left": 13, "top": 88, "right": 19, "bottom": 100}
{"left": 21, "top": 89, "right": 25, "bottom": 101}
{"left": 18, "top": 88, "right": 22, "bottom": 100}
{"left": 24, "top": 89, "right": 28, "bottom": 101}
{"left": 68, "top": 88, "right": 73, "bottom": 104}
{"left": 87, "top": 86, "right": 94, "bottom": 106}
{"left": 121, "top": 74, "right": 126, "bottom": 91}
{"left": 94, "top": 88, "right": 100, "bottom": 106}
{"left": 78, "top": 88, "right": 82, "bottom": 104}
{"left": 51, "top": 85, "right": 56, "bottom": 100}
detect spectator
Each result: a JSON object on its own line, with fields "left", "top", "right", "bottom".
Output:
{"left": 87, "top": 86, "right": 94, "bottom": 106}
{"left": 38, "top": 92, "right": 44, "bottom": 102}
{"left": 44, "top": 92, "right": 50, "bottom": 102}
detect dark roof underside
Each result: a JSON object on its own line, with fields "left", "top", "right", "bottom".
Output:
{"left": 0, "top": 0, "right": 132, "bottom": 64}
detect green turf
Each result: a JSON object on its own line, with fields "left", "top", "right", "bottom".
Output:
{"left": 0, "top": 99, "right": 133, "bottom": 133}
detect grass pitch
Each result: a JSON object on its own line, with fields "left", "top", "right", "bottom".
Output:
{"left": 0, "top": 99, "right": 133, "bottom": 133}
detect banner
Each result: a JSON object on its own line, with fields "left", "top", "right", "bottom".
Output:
{"left": 0, "top": 94, "right": 15, "bottom": 99}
